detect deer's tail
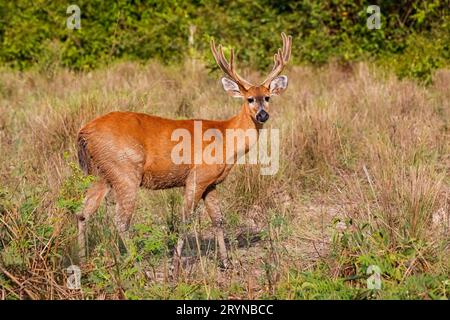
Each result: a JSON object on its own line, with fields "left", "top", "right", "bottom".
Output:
{"left": 77, "top": 134, "right": 91, "bottom": 175}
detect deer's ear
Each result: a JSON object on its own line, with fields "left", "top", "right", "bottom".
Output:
{"left": 269, "top": 75, "right": 288, "bottom": 96}
{"left": 221, "top": 77, "right": 243, "bottom": 98}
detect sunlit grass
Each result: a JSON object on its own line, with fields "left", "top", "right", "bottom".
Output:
{"left": 0, "top": 61, "right": 449, "bottom": 299}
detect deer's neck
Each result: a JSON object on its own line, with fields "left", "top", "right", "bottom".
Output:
{"left": 227, "top": 104, "right": 263, "bottom": 130}
{"left": 225, "top": 104, "right": 262, "bottom": 156}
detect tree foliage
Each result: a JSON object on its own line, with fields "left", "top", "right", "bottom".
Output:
{"left": 0, "top": 0, "right": 448, "bottom": 81}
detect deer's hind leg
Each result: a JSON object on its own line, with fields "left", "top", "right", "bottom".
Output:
{"left": 112, "top": 177, "right": 140, "bottom": 236}
{"left": 77, "top": 179, "right": 111, "bottom": 261}
{"left": 102, "top": 165, "right": 143, "bottom": 257}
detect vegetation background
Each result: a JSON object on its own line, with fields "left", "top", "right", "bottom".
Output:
{"left": 0, "top": 0, "right": 449, "bottom": 299}
{"left": 1, "top": 0, "right": 449, "bottom": 82}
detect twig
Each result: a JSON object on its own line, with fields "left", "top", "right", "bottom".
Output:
{"left": 0, "top": 264, "right": 38, "bottom": 300}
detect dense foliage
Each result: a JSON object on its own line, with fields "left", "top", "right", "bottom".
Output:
{"left": 1, "top": 1, "right": 449, "bottom": 81}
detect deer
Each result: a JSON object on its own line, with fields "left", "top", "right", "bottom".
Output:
{"left": 76, "top": 33, "right": 292, "bottom": 275}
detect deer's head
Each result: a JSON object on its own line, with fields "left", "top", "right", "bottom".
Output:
{"left": 211, "top": 33, "right": 292, "bottom": 124}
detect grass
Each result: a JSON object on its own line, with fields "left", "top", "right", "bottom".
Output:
{"left": 0, "top": 61, "right": 449, "bottom": 299}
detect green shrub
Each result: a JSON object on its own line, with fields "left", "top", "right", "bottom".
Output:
{"left": 56, "top": 153, "right": 95, "bottom": 215}
{"left": 0, "top": 1, "right": 448, "bottom": 81}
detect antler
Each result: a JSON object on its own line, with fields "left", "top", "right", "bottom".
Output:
{"left": 261, "top": 32, "right": 292, "bottom": 88}
{"left": 210, "top": 39, "right": 253, "bottom": 90}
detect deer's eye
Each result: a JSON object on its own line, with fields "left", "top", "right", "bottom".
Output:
{"left": 247, "top": 97, "right": 255, "bottom": 104}
{"left": 264, "top": 96, "right": 270, "bottom": 102}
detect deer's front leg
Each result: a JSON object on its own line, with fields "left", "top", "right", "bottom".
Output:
{"left": 172, "top": 176, "right": 205, "bottom": 278}
{"left": 203, "top": 187, "right": 230, "bottom": 269}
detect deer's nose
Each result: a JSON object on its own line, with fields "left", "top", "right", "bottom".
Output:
{"left": 256, "top": 109, "right": 269, "bottom": 123}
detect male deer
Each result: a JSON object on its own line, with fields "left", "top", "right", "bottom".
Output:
{"left": 76, "top": 33, "right": 292, "bottom": 273}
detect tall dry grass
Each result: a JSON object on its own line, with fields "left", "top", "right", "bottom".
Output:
{"left": 0, "top": 61, "right": 449, "bottom": 299}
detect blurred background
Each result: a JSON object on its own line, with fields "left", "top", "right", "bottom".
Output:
{"left": 1, "top": 0, "right": 449, "bottom": 82}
